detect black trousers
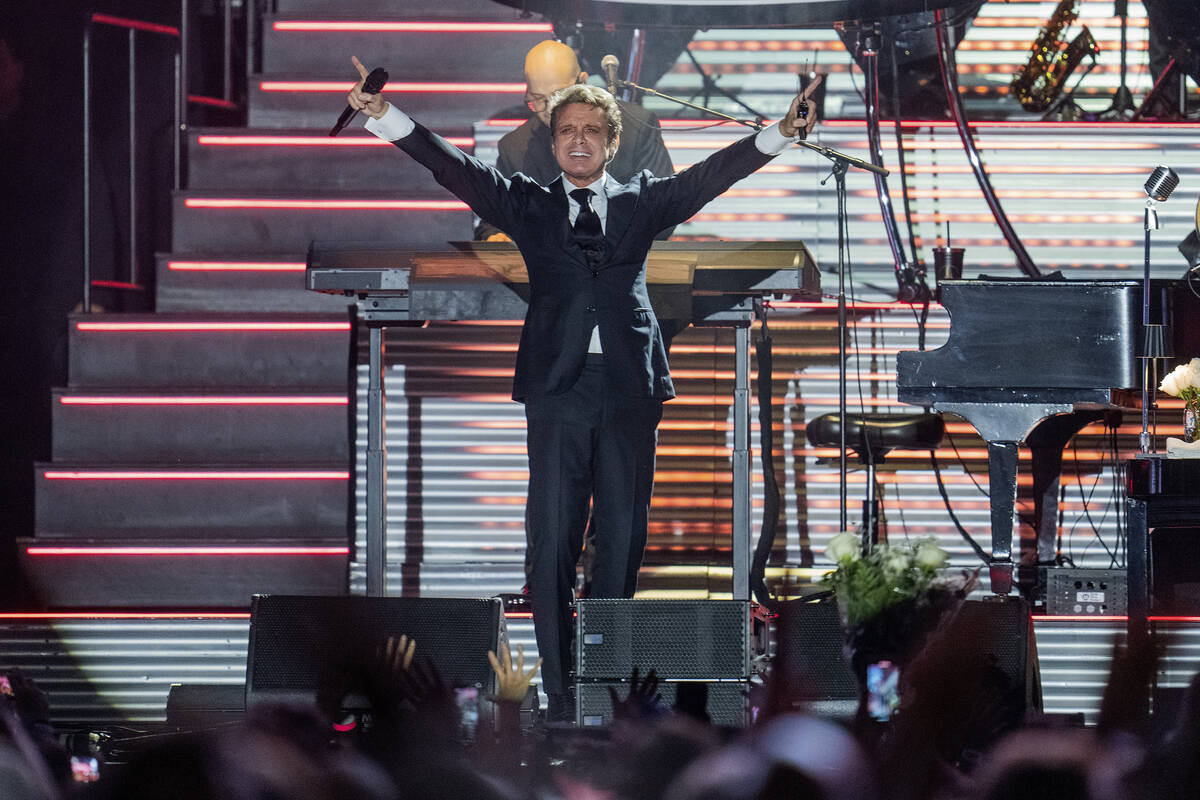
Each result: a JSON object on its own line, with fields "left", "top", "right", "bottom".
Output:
{"left": 524, "top": 356, "right": 663, "bottom": 695}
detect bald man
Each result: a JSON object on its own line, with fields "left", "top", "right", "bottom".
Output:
{"left": 474, "top": 40, "right": 674, "bottom": 241}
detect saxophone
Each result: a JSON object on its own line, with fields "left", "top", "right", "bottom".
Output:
{"left": 1010, "top": 0, "right": 1100, "bottom": 113}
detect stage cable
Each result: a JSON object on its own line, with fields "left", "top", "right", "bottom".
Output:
{"left": 750, "top": 299, "right": 782, "bottom": 611}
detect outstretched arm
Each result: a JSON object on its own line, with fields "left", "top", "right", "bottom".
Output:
{"left": 346, "top": 56, "right": 527, "bottom": 236}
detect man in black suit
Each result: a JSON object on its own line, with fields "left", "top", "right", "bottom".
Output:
{"left": 475, "top": 39, "right": 674, "bottom": 242}
{"left": 479, "top": 40, "right": 676, "bottom": 599}
{"left": 349, "top": 57, "right": 819, "bottom": 719}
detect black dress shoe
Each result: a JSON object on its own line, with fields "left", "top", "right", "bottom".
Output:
{"left": 546, "top": 692, "right": 575, "bottom": 724}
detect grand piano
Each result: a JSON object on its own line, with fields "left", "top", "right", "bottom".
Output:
{"left": 896, "top": 277, "right": 1200, "bottom": 596}
{"left": 307, "top": 240, "right": 820, "bottom": 598}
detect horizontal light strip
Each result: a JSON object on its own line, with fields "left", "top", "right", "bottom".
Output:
{"left": 43, "top": 470, "right": 349, "bottom": 480}
{"left": 75, "top": 321, "right": 350, "bottom": 332}
{"left": 26, "top": 546, "right": 350, "bottom": 556}
{"left": 167, "top": 261, "right": 307, "bottom": 272}
{"left": 197, "top": 135, "right": 473, "bottom": 147}
{"left": 0, "top": 618, "right": 250, "bottom": 623}
{"left": 1036, "top": 616, "right": 1200, "bottom": 623}
{"left": 819, "top": 119, "right": 1197, "bottom": 131}
{"left": 91, "top": 279, "right": 145, "bottom": 290}
{"left": 188, "top": 94, "right": 239, "bottom": 110}
{"left": 260, "top": 81, "right": 525, "bottom": 93}
{"left": 91, "top": 12, "right": 178, "bottom": 36}
{"left": 184, "top": 198, "right": 469, "bottom": 210}
{"left": 60, "top": 396, "right": 348, "bottom": 406}
{"left": 272, "top": 21, "right": 553, "bottom": 33}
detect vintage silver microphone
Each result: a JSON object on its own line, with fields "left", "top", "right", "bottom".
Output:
{"left": 1144, "top": 165, "right": 1180, "bottom": 202}
{"left": 600, "top": 54, "right": 620, "bottom": 96}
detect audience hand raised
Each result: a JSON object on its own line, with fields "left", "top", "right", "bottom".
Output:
{"left": 487, "top": 642, "right": 542, "bottom": 704}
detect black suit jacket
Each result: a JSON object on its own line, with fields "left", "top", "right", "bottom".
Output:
{"left": 395, "top": 121, "right": 774, "bottom": 402}
{"left": 474, "top": 100, "right": 675, "bottom": 241}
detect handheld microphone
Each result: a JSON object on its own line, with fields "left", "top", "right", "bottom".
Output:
{"left": 600, "top": 54, "right": 620, "bottom": 96}
{"left": 330, "top": 66, "right": 389, "bottom": 137}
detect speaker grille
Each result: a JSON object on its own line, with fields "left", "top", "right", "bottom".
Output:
{"left": 773, "top": 600, "right": 857, "bottom": 701}
{"left": 577, "top": 681, "right": 748, "bottom": 727}
{"left": 247, "top": 595, "right": 504, "bottom": 705}
{"left": 576, "top": 600, "right": 749, "bottom": 680}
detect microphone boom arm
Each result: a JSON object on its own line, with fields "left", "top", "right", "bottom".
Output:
{"left": 618, "top": 79, "right": 887, "bottom": 176}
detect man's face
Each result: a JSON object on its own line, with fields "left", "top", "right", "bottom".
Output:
{"left": 550, "top": 103, "right": 616, "bottom": 188}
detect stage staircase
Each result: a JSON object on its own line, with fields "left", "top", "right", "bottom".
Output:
{"left": 19, "top": 0, "right": 546, "bottom": 609}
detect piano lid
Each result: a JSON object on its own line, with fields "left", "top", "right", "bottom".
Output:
{"left": 488, "top": 0, "right": 978, "bottom": 28}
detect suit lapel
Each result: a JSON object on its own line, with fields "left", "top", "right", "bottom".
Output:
{"left": 602, "top": 173, "right": 638, "bottom": 261}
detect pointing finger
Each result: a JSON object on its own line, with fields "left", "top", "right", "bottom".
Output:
{"left": 351, "top": 55, "right": 369, "bottom": 80}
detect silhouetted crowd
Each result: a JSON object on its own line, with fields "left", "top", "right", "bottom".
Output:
{"left": 3, "top": 626, "right": 1200, "bottom": 800}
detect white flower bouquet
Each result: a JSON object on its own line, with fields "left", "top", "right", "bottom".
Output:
{"left": 822, "top": 531, "right": 976, "bottom": 668}
{"left": 1159, "top": 357, "right": 1200, "bottom": 404}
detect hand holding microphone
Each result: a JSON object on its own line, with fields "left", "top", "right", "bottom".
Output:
{"left": 780, "top": 73, "right": 823, "bottom": 140}
{"left": 333, "top": 56, "right": 389, "bottom": 136}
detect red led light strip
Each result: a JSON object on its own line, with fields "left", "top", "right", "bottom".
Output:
{"left": 25, "top": 546, "right": 350, "bottom": 556}
{"left": 75, "top": 321, "right": 351, "bottom": 332}
{"left": 0, "top": 612, "right": 252, "bottom": 620}
{"left": 188, "top": 95, "right": 239, "bottom": 110}
{"left": 184, "top": 198, "right": 469, "bottom": 210}
{"left": 60, "top": 396, "right": 348, "bottom": 406}
{"left": 260, "top": 81, "right": 525, "bottom": 93}
{"left": 91, "top": 13, "right": 178, "bottom": 36}
{"left": 273, "top": 21, "right": 553, "bottom": 32}
{"left": 167, "top": 261, "right": 307, "bottom": 272}
{"left": 197, "top": 135, "right": 473, "bottom": 148}
{"left": 43, "top": 470, "right": 349, "bottom": 480}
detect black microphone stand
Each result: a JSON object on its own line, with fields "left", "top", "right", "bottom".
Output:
{"left": 1106, "top": 0, "right": 1137, "bottom": 118}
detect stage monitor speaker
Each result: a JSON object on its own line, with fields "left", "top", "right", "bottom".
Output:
{"left": 942, "top": 597, "right": 1041, "bottom": 724}
{"left": 577, "top": 681, "right": 748, "bottom": 728}
{"left": 575, "top": 600, "right": 749, "bottom": 681}
{"left": 246, "top": 595, "right": 505, "bottom": 707}
{"left": 772, "top": 600, "right": 857, "bottom": 704}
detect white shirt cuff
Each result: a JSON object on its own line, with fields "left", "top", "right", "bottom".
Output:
{"left": 364, "top": 104, "right": 414, "bottom": 141}
{"left": 754, "top": 121, "right": 798, "bottom": 155}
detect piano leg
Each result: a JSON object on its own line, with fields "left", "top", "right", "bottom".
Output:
{"left": 987, "top": 441, "right": 1019, "bottom": 594}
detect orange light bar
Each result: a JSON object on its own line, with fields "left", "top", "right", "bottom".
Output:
{"left": 197, "top": 134, "right": 473, "bottom": 147}
{"left": 167, "top": 260, "right": 307, "bottom": 272}
{"left": 184, "top": 198, "right": 469, "bottom": 210}
{"left": 273, "top": 21, "right": 553, "bottom": 32}
{"left": 819, "top": 119, "right": 1192, "bottom": 131}
{"left": 766, "top": 300, "right": 927, "bottom": 311}
{"left": 0, "top": 618, "right": 250, "bottom": 623}
{"left": 25, "top": 546, "right": 350, "bottom": 556}
{"left": 60, "top": 395, "right": 348, "bottom": 406}
{"left": 43, "top": 470, "right": 349, "bottom": 480}
{"left": 260, "top": 81, "right": 525, "bottom": 93}
{"left": 75, "top": 321, "right": 351, "bottom": 332}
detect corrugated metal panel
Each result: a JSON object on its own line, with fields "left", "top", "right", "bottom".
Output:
{"left": 0, "top": 619, "right": 249, "bottom": 724}
{"left": 3, "top": 617, "right": 1198, "bottom": 726}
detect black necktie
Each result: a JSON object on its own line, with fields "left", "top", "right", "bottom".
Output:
{"left": 569, "top": 187, "right": 605, "bottom": 265}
